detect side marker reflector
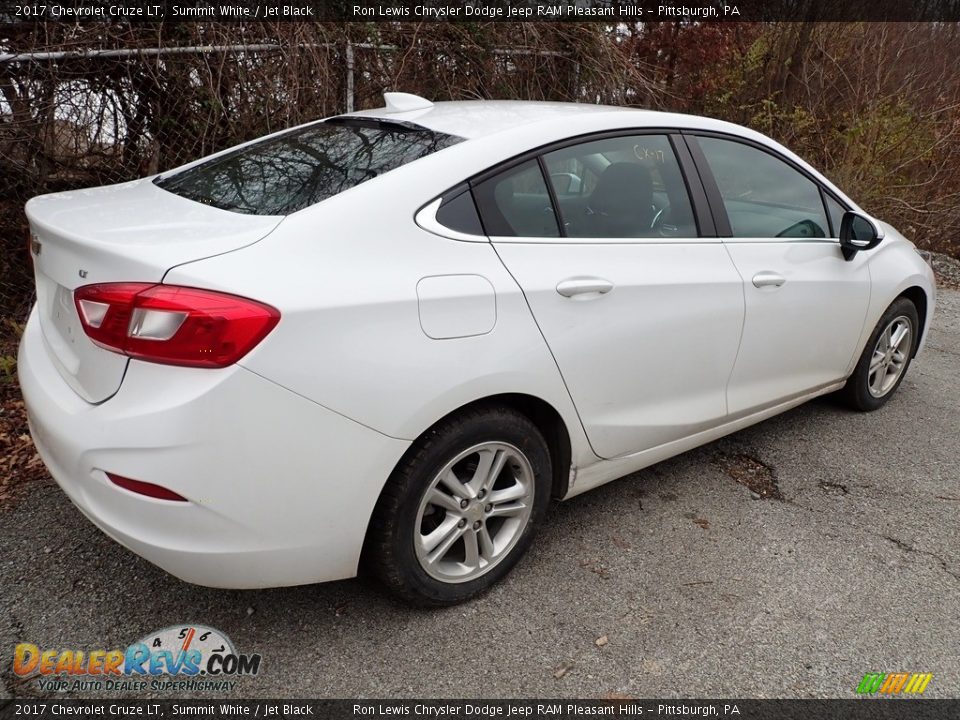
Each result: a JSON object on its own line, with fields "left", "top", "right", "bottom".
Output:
{"left": 107, "top": 473, "right": 188, "bottom": 502}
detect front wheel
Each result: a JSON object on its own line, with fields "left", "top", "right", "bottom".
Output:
{"left": 363, "top": 406, "right": 551, "bottom": 606}
{"left": 839, "top": 297, "right": 919, "bottom": 411}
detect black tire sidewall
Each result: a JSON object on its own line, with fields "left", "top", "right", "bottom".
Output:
{"left": 846, "top": 298, "right": 919, "bottom": 411}
{"left": 373, "top": 408, "right": 551, "bottom": 606}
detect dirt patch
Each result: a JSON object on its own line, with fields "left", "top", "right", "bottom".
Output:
{"left": 819, "top": 481, "right": 849, "bottom": 496}
{"left": 713, "top": 452, "right": 784, "bottom": 501}
{"left": 579, "top": 557, "right": 611, "bottom": 579}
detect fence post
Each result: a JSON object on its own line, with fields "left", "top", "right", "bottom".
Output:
{"left": 345, "top": 40, "right": 355, "bottom": 113}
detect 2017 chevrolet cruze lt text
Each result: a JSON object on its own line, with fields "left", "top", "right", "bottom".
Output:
{"left": 19, "top": 94, "right": 936, "bottom": 605}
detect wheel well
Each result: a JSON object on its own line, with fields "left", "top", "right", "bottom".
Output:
{"left": 493, "top": 394, "right": 572, "bottom": 499}
{"left": 419, "top": 394, "right": 573, "bottom": 500}
{"left": 358, "top": 394, "right": 572, "bottom": 578}
{"left": 898, "top": 286, "right": 928, "bottom": 357}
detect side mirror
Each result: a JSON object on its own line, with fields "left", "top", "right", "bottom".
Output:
{"left": 839, "top": 211, "right": 884, "bottom": 260}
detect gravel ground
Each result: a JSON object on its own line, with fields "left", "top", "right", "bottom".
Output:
{"left": 922, "top": 250, "right": 960, "bottom": 290}
{"left": 1, "top": 289, "right": 958, "bottom": 701}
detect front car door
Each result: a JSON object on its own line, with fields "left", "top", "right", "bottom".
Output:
{"left": 474, "top": 132, "right": 745, "bottom": 459}
{"left": 687, "top": 134, "right": 872, "bottom": 415}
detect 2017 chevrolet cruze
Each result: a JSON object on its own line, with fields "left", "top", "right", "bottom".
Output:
{"left": 19, "top": 93, "right": 936, "bottom": 605}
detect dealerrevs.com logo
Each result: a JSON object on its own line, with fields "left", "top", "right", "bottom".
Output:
{"left": 13, "top": 625, "right": 261, "bottom": 693}
{"left": 856, "top": 672, "right": 933, "bottom": 695}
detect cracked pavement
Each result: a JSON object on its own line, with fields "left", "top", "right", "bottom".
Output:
{"left": 1, "top": 288, "right": 958, "bottom": 700}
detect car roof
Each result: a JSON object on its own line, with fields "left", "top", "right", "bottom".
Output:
{"left": 348, "top": 96, "right": 760, "bottom": 145}
{"left": 350, "top": 99, "right": 634, "bottom": 139}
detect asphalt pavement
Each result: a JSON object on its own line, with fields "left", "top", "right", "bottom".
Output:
{"left": 2, "top": 289, "right": 958, "bottom": 700}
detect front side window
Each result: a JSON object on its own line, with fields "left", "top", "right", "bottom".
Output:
{"left": 825, "top": 194, "right": 847, "bottom": 238}
{"left": 697, "top": 136, "right": 829, "bottom": 239}
{"left": 156, "top": 118, "right": 462, "bottom": 216}
{"left": 543, "top": 134, "right": 697, "bottom": 239}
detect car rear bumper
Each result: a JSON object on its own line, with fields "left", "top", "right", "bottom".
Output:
{"left": 18, "top": 306, "right": 409, "bottom": 588}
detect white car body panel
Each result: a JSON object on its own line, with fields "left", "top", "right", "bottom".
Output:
{"left": 18, "top": 98, "right": 937, "bottom": 589}
{"left": 856, "top": 222, "right": 937, "bottom": 359}
{"left": 164, "top": 205, "right": 593, "bottom": 462}
{"left": 19, "top": 307, "right": 410, "bottom": 587}
{"left": 491, "top": 240, "right": 743, "bottom": 459}
{"left": 722, "top": 240, "right": 872, "bottom": 415}
{"left": 569, "top": 377, "right": 848, "bottom": 498}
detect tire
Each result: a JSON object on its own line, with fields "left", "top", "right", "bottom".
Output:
{"left": 839, "top": 297, "right": 919, "bottom": 412}
{"left": 363, "top": 405, "right": 552, "bottom": 607}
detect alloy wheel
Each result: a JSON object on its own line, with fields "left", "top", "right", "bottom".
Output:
{"left": 867, "top": 315, "right": 913, "bottom": 398}
{"left": 414, "top": 442, "right": 535, "bottom": 583}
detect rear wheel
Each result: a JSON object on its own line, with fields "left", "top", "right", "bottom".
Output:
{"left": 364, "top": 406, "right": 551, "bottom": 606}
{"left": 839, "top": 297, "right": 919, "bottom": 411}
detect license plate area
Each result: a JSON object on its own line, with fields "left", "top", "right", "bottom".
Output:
{"left": 34, "top": 270, "right": 129, "bottom": 403}
{"left": 50, "top": 282, "right": 84, "bottom": 353}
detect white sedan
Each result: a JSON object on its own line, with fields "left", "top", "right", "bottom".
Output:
{"left": 19, "top": 94, "right": 935, "bottom": 605}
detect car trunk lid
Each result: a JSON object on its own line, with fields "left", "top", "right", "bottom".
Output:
{"left": 26, "top": 178, "right": 283, "bottom": 403}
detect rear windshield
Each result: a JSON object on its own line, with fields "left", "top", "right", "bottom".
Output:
{"left": 154, "top": 118, "right": 463, "bottom": 216}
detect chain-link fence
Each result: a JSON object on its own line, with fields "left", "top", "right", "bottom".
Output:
{"left": 1, "top": 24, "right": 651, "bottom": 328}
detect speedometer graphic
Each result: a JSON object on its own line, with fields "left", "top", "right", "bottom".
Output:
{"left": 134, "top": 624, "right": 236, "bottom": 674}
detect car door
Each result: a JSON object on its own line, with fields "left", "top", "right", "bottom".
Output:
{"left": 474, "top": 133, "right": 745, "bottom": 459}
{"left": 688, "top": 134, "right": 872, "bottom": 415}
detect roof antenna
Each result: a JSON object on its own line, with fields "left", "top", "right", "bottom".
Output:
{"left": 383, "top": 92, "right": 433, "bottom": 113}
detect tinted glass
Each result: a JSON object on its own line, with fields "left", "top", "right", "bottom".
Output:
{"left": 472, "top": 160, "right": 560, "bottom": 237}
{"left": 156, "top": 119, "right": 462, "bottom": 216}
{"left": 436, "top": 189, "right": 484, "bottom": 236}
{"left": 544, "top": 134, "right": 697, "bottom": 239}
{"left": 698, "top": 137, "right": 829, "bottom": 239}
{"left": 825, "top": 194, "right": 847, "bottom": 238}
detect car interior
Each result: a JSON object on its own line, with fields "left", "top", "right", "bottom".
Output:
{"left": 484, "top": 138, "right": 699, "bottom": 239}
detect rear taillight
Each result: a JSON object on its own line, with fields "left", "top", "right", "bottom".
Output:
{"left": 74, "top": 283, "right": 279, "bottom": 368}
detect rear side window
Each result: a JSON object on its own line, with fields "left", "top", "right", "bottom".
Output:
{"left": 436, "top": 187, "right": 484, "bottom": 236}
{"left": 543, "top": 134, "right": 697, "bottom": 239}
{"left": 155, "top": 119, "right": 462, "bottom": 216}
{"left": 472, "top": 160, "right": 560, "bottom": 237}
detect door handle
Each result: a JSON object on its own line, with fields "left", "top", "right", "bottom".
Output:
{"left": 556, "top": 277, "right": 614, "bottom": 298}
{"left": 752, "top": 271, "right": 786, "bottom": 288}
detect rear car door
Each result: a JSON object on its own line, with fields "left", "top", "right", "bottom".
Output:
{"left": 476, "top": 133, "right": 745, "bottom": 459}
{"left": 687, "top": 133, "right": 871, "bottom": 415}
